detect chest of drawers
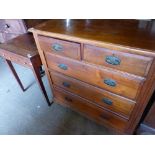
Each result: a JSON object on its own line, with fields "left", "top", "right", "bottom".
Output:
{"left": 29, "top": 20, "right": 155, "bottom": 134}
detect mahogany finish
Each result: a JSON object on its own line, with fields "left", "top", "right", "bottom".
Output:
{"left": 0, "top": 33, "right": 51, "bottom": 105}
{"left": 5, "top": 59, "right": 25, "bottom": 91}
{"left": 53, "top": 86, "right": 128, "bottom": 132}
{"left": 29, "top": 20, "right": 155, "bottom": 134}
{"left": 45, "top": 53, "right": 144, "bottom": 100}
{"left": 0, "top": 33, "right": 38, "bottom": 58}
{"left": 84, "top": 44, "right": 153, "bottom": 77}
{"left": 30, "top": 19, "right": 155, "bottom": 53}
{"left": 38, "top": 35, "right": 81, "bottom": 60}
{"left": 50, "top": 71, "right": 135, "bottom": 118}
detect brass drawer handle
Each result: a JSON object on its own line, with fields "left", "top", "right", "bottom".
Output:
{"left": 58, "top": 64, "right": 68, "bottom": 70}
{"left": 65, "top": 96, "right": 72, "bottom": 102}
{"left": 104, "top": 79, "right": 117, "bottom": 87}
{"left": 102, "top": 98, "right": 113, "bottom": 105}
{"left": 52, "top": 43, "right": 63, "bottom": 52}
{"left": 63, "top": 82, "right": 70, "bottom": 88}
{"left": 105, "top": 55, "right": 121, "bottom": 65}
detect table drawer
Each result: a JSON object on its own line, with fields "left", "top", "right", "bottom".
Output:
{"left": 84, "top": 44, "right": 153, "bottom": 77}
{"left": 53, "top": 86, "right": 128, "bottom": 132}
{"left": 0, "top": 49, "right": 31, "bottom": 67}
{"left": 38, "top": 35, "right": 81, "bottom": 60}
{"left": 46, "top": 54, "right": 144, "bottom": 100}
{"left": 50, "top": 71, "right": 135, "bottom": 118}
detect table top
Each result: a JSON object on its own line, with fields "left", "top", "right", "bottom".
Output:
{"left": 29, "top": 19, "right": 155, "bottom": 53}
{"left": 0, "top": 33, "right": 38, "bottom": 58}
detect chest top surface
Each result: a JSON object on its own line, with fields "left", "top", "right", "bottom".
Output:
{"left": 30, "top": 19, "right": 155, "bottom": 53}
{"left": 29, "top": 19, "right": 155, "bottom": 134}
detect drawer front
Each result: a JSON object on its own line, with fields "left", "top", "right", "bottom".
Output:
{"left": 84, "top": 44, "right": 153, "bottom": 77}
{"left": 0, "top": 49, "right": 31, "bottom": 67}
{"left": 38, "top": 35, "right": 81, "bottom": 60}
{"left": 51, "top": 71, "right": 135, "bottom": 118}
{"left": 46, "top": 54, "right": 144, "bottom": 100}
{"left": 53, "top": 86, "right": 128, "bottom": 132}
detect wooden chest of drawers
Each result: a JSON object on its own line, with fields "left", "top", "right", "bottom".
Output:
{"left": 29, "top": 20, "right": 155, "bottom": 134}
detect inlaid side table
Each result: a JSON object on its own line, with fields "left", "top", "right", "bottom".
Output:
{"left": 0, "top": 33, "right": 51, "bottom": 106}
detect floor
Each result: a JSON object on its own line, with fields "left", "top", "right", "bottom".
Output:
{"left": 0, "top": 57, "right": 115, "bottom": 135}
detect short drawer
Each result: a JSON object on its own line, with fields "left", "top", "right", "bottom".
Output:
{"left": 84, "top": 44, "right": 153, "bottom": 77}
{"left": 50, "top": 71, "right": 135, "bottom": 118}
{"left": 46, "top": 54, "right": 144, "bottom": 100}
{"left": 53, "top": 86, "right": 128, "bottom": 132}
{"left": 38, "top": 35, "right": 81, "bottom": 60}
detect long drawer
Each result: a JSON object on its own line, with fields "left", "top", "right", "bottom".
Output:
{"left": 53, "top": 86, "right": 128, "bottom": 132}
{"left": 46, "top": 53, "right": 144, "bottom": 100}
{"left": 50, "top": 71, "right": 135, "bottom": 118}
{"left": 84, "top": 44, "right": 153, "bottom": 77}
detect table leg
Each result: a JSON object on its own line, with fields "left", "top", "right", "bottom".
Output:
{"left": 5, "top": 59, "right": 25, "bottom": 91}
{"left": 31, "top": 64, "right": 51, "bottom": 106}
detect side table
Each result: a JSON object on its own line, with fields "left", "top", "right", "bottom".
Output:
{"left": 0, "top": 33, "right": 51, "bottom": 106}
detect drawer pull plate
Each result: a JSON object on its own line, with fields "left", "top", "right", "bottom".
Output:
{"left": 105, "top": 55, "right": 121, "bottom": 65}
{"left": 104, "top": 79, "right": 117, "bottom": 87}
{"left": 52, "top": 43, "right": 63, "bottom": 52}
{"left": 102, "top": 98, "right": 113, "bottom": 105}
{"left": 63, "top": 82, "right": 70, "bottom": 88}
{"left": 58, "top": 64, "right": 68, "bottom": 70}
